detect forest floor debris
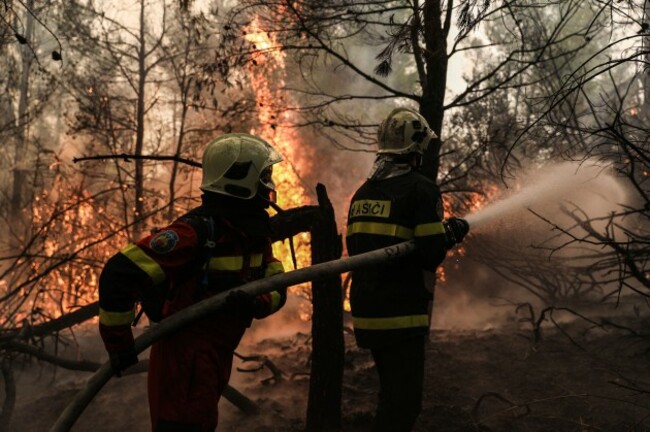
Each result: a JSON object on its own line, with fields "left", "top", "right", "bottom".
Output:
{"left": 7, "top": 317, "right": 650, "bottom": 432}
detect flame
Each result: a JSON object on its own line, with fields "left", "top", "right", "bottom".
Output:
{"left": 0, "top": 170, "right": 127, "bottom": 328}
{"left": 244, "top": 17, "right": 313, "bottom": 306}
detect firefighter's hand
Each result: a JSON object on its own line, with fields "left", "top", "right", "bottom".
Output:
{"left": 224, "top": 290, "right": 260, "bottom": 318}
{"left": 444, "top": 217, "right": 470, "bottom": 248}
{"left": 109, "top": 347, "right": 138, "bottom": 377}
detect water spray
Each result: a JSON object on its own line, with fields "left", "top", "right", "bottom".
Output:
{"left": 462, "top": 162, "right": 623, "bottom": 229}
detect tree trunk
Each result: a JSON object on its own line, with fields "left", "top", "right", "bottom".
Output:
{"left": 640, "top": 0, "right": 650, "bottom": 122}
{"left": 306, "top": 184, "right": 344, "bottom": 432}
{"left": 133, "top": 0, "right": 147, "bottom": 237}
{"left": 421, "top": 0, "right": 449, "bottom": 183}
{"left": 167, "top": 82, "right": 190, "bottom": 222}
{"left": 10, "top": 0, "right": 35, "bottom": 247}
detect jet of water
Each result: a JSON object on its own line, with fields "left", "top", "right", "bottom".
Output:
{"left": 464, "top": 162, "right": 623, "bottom": 228}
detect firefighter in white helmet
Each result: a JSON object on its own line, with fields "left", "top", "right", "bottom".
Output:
{"left": 99, "top": 133, "right": 287, "bottom": 432}
{"left": 346, "top": 108, "right": 469, "bottom": 432}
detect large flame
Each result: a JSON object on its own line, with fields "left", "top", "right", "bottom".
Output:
{"left": 244, "top": 17, "right": 313, "bottom": 305}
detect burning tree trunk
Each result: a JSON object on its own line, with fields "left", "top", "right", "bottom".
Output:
{"left": 306, "top": 184, "right": 344, "bottom": 432}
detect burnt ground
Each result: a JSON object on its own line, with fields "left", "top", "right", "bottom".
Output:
{"left": 217, "top": 320, "right": 650, "bottom": 432}
{"left": 7, "top": 317, "right": 650, "bottom": 432}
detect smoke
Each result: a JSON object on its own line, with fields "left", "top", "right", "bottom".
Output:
{"left": 432, "top": 265, "right": 514, "bottom": 330}
{"left": 287, "top": 43, "right": 411, "bottom": 227}
{"left": 300, "top": 130, "right": 376, "bottom": 228}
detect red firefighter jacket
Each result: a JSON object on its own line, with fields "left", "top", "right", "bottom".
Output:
{"left": 98, "top": 194, "right": 286, "bottom": 355}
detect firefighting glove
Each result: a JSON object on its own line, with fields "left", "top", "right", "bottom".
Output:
{"left": 109, "top": 347, "right": 139, "bottom": 377}
{"left": 443, "top": 217, "right": 470, "bottom": 249}
{"left": 224, "top": 290, "right": 262, "bottom": 318}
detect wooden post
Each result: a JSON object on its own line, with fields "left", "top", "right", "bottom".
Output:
{"left": 306, "top": 183, "right": 344, "bottom": 431}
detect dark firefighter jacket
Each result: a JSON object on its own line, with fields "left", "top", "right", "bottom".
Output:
{"left": 99, "top": 194, "right": 287, "bottom": 430}
{"left": 346, "top": 171, "right": 447, "bottom": 348}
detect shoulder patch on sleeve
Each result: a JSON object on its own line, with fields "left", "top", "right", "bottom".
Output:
{"left": 149, "top": 230, "right": 180, "bottom": 254}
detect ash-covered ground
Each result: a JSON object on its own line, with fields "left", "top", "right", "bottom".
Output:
{"left": 6, "top": 298, "right": 650, "bottom": 432}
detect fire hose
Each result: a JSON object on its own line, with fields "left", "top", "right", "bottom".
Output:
{"left": 49, "top": 240, "right": 416, "bottom": 432}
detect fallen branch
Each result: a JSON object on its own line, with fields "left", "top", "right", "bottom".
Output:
{"left": 472, "top": 391, "right": 530, "bottom": 428}
{"left": 2, "top": 340, "right": 100, "bottom": 372}
{"left": 50, "top": 240, "right": 417, "bottom": 432}
{"left": 2, "top": 341, "right": 255, "bottom": 412}
{"left": 234, "top": 352, "right": 285, "bottom": 384}
{"left": 0, "top": 303, "right": 99, "bottom": 342}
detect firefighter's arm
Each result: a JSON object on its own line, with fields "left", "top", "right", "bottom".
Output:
{"left": 98, "top": 252, "right": 144, "bottom": 376}
{"left": 99, "top": 221, "right": 201, "bottom": 374}
{"left": 413, "top": 182, "right": 448, "bottom": 271}
{"left": 223, "top": 249, "right": 286, "bottom": 319}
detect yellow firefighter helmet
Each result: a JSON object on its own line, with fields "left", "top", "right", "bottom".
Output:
{"left": 377, "top": 108, "right": 438, "bottom": 155}
{"left": 200, "top": 133, "right": 283, "bottom": 199}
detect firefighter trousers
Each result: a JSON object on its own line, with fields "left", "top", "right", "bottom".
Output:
{"left": 147, "top": 321, "right": 242, "bottom": 432}
{"left": 370, "top": 334, "right": 426, "bottom": 432}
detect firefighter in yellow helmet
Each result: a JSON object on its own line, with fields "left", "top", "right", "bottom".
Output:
{"left": 99, "top": 133, "right": 287, "bottom": 431}
{"left": 346, "top": 108, "right": 469, "bottom": 431}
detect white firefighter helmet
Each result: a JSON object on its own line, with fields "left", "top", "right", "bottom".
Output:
{"left": 377, "top": 108, "right": 438, "bottom": 155}
{"left": 200, "top": 133, "right": 283, "bottom": 199}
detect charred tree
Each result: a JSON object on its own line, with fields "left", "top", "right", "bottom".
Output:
{"left": 306, "top": 184, "right": 344, "bottom": 432}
